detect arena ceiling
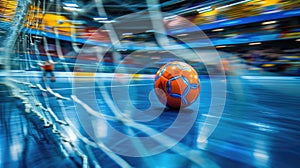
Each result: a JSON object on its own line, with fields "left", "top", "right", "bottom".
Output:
{"left": 39, "top": 0, "right": 241, "bottom": 27}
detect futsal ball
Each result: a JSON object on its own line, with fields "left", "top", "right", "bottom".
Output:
{"left": 154, "top": 61, "right": 200, "bottom": 109}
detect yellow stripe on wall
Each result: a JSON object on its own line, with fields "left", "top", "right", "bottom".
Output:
{"left": 73, "top": 72, "right": 96, "bottom": 77}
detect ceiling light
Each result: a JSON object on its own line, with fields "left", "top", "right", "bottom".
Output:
{"left": 93, "top": 17, "right": 108, "bottom": 21}
{"left": 197, "top": 6, "right": 212, "bottom": 13}
{"left": 212, "top": 28, "right": 224, "bottom": 32}
{"left": 63, "top": 3, "right": 79, "bottom": 8}
{"left": 63, "top": 7, "right": 84, "bottom": 12}
{"left": 97, "top": 20, "right": 116, "bottom": 23}
{"left": 216, "top": 0, "right": 251, "bottom": 10}
{"left": 32, "top": 36, "right": 42, "bottom": 39}
{"left": 177, "top": 34, "right": 188, "bottom": 37}
{"left": 262, "top": 10, "right": 281, "bottom": 14}
{"left": 146, "top": 30, "right": 155, "bottom": 33}
{"left": 122, "top": 33, "right": 133, "bottom": 36}
{"left": 262, "top": 20, "right": 277, "bottom": 25}
{"left": 249, "top": 42, "right": 262, "bottom": 45}
{"left": 216, "top": 45, "right": 227, "bottom": 48}
{"left": 64, "top": 20, "right": 86, "bottom": 24}
{"left": 164, "top": 15, "right": 177, "bottom": 20}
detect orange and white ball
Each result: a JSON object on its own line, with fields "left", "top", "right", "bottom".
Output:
{"left": 154, "top": 61, "right": 200, "bottom": 109}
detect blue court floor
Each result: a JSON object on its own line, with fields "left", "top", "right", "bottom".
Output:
{"left": 0, "top": 73, "right": 300, "bottom": 168}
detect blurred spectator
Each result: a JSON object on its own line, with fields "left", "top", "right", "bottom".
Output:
{"left": 39, "top": 60, "right": 56, "bottom": 82}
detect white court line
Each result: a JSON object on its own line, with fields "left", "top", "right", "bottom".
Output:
{"left": 241, "top": 76, "right": 300, "bottom": 80}
{"left": 3, "top": 71, "right": 155, "bottom": 78}
{"left": 51, "top": 83, "right": 153, "bottom": 91}
{"left": 45, "top": 84, "right": 70, "bottom": 100}
{"left": 36, "top": 84, "right": 47, "bottom": 92}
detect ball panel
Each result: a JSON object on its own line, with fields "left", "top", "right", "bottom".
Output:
{"left": 155, "top": 75, "right": 169, "bottom": 96}
{"left": 185, "top": 86, "right": 200, "bottom": 104}
{"left": 182, "top": 69, "right": 199, "bottom": 84}
{"left": 166, "top": 95, "right": 182, "bottom": 109}
{"left": 155, "top": 65, "right": 166, "bottom": 80}
{"left": 162, "top": 63, "right": 183, "bottom": 79}
{"left": 168, "top": 76, "right": 187, "bottom": 95}
{"left": 174, "top": 61, "right": 191, "bottom": 70}
{"left": 154, "top": 88, "right": 167, "bottom": 106}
